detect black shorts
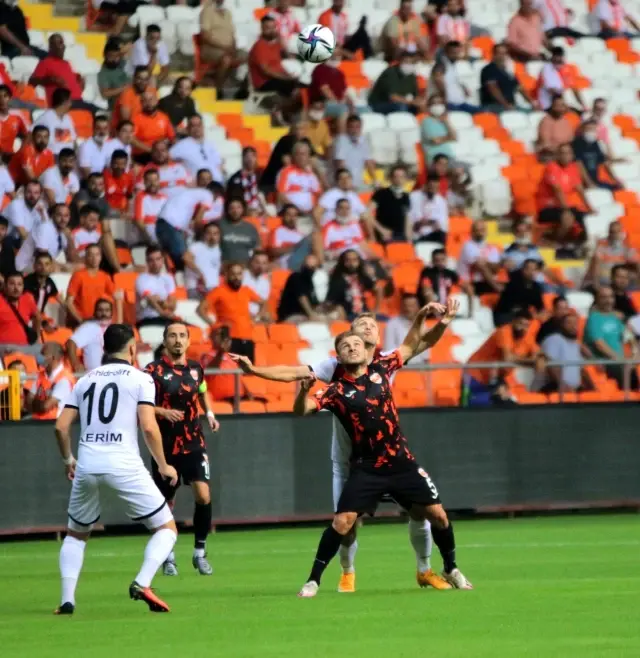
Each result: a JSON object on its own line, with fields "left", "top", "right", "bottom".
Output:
{"left": 336, "top": 466, "right": 441, "bottom": 515}
{"left": 258, "top": 79, "right": 300, "bottom": 95}
{"left": 151, "top": 451, "right": 210, "bottom": 500}
{"left": 538, "top": 206, "right": 586, "bottom": 227}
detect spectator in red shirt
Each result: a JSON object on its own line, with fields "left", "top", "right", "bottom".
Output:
{"left": 8, "top": 124, "right": 54, "bottom": 187}
{"left": 0, "top": 271, "right": 41, "bottom": 351}
{"left": 29, "top": 33, "right": 98, "bottom": 112}
{"left": 104, "top": 149, "right": 134, "bottom": 214}
{"left": 0, "top": 84, "right": 29, "bottom": 158}
{"left": 309, "top": 49, "right": 351, "bottom": 117}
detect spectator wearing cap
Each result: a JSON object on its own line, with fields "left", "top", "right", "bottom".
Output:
{"left": 199, "top": 0, "right": 247, "bottom": 98}
{"left": 0, "top": 272, "right": 41, "bottom": 351}
{"left": 457, "top": 219, "right": 502, "bottom": 297}
{"left": 158, "top": 77, "right": 197, "bottom": 137}
{"left": 493, "top": 258, "right": 545, "bottom": 327}
{"left": 540, "top": 312, "right": 593, "bottom": 393}
{"left": 480, "top": 43, "right": 537, "bottom": 113}
{"left": 420, "top": 93, "right": 456, "bottom": 166}
{"left": 431, "top": 40, "right": 480, "bottom": 114}
{"left": 309, "top": 49, "right": 350, "bottom": 118}
{"left": 126, "top": 24, "right": 170, "bottom": 85}
{"left": 585, "top": 220, "right": 639, "bottom": 290}
{"left": 381, "top": 0, "right": 428, "bottom": 62}
{"left": 98, "top": 38, "right": 130, "bottom": 111}
{"left": 169, "top": 112, "right": 226, "bottom": 182}
{"left": 536, "top": 95, "right": 575, "bottom": 158}
{"left": 41, "top": 148, "right": 80, "bottom": 206}
{"left": 9, "top": 125, "right": 55, "bottom": 188}
{"left": 333, "top": 115, "right": 376, "bottom": 191}
{"left": 226, "top": 147, "right": 267, "bottom": 216}
{"left": 131, "top": 90, "right": 175, "bottom": 163}
{"left": 34, "top": 88, "right": 77, "bottom": 156}
{"left": 536, "top": 46, "right": 585, "bottom": 113}
{"left": 506, "top": 0, "right": 547, "bottom": 63}
{"left": 23, "top": 250, "right": 58, "bottom": 315}
{"left": 368, "top": 50, "right": 424, "bottom": 116}
{"left": 572, "top": 120, "right": 623, "bottom": 193}
{"left": 418, "top": 248, "right": 459, "bottom": 306}
{"left": 111, "top": 66, "right": 154, "bottom": 133}
{"left": 29, "top": 33, "right": 97, "bottom": 112}
{"left": 594, "top": 0, "right": 640, "bottom": 39}
{"left": 15, "top": 204, "right": 79, "bottom": 273}
{"left": 0, "top": 84, "right": 29, "bottom": 159}
{"left": 0, "top": 0, "right": 48, "bottom": 59}
{"left": 370, "top": 165, "right": 411, "bottom": 243}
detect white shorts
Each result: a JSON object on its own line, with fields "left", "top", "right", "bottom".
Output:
{"left": 331, "top": 418, "right": 351, "bottom": 511}
{"left": 67, "top": 465, "right": 174, "bottom": 533}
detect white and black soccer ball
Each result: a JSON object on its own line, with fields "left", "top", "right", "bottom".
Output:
{"left": 297, "top": 24, "right": 336, "bottom": 63}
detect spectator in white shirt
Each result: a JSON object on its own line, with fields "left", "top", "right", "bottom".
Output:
{"left": 78, "top": 114, "right": 111, "bottom": 178}
{"left": 537, "top": 46, "right": 585, "bottom": 112}
{"left": 71, "top": 204, "right": 102, "bottom": 258}
{"left": 0, "top": 162, "right": 15, "bottom": 204}
{"left": 435, "top": 0, "right": 471, "bottom": 57}
{"left": 126, "top": 24, "right": 170, "bottom": 84}
{"left": 185, "top": 221, "right": 222, "bottom": 299}
{"left": 333, "top": 115, "right": 376, "bottom": 191}
{"left": 65, "top": 297, "right": 118, "bottom": 373}
{"left": 384, "top": 293, "right": 429, "bottom": 363}
{"left": 268, "top": 203, "right": 304, "bottom": 269}
{"left": 594, "top": 0, "right": 640, "bottom": 39}
{"left": 34, "top": 88, "right": 77, "bottom": 156}
{"left": 15, "top": 203, "right": 79, "bottom": 272}
{"left": 104, "top": 119, "right": 134, "bottom": 170}
{"left": 169, "top": 113, "right": 224, "bottom": 182}
{"left": 457, "top": 219, "right": 502, "bottom": 297}
{"left": 132, "top": 167, "right": 167, "bottom": 244}
{"left": 5, "top": 180, "right": 48, "bottom": 244}
{"left": 533, "top": 0, "right": 586, "bottom": 39}
{"left": 431, "top": 40, "right": 480, "bottom": 114}
{"left": 135, "top": 245, "right": 177, "bottom": 327}
{"left": 40, "top": 148, "right": 80, "bottom": 206}
{"left": 408, "top": 178, "right": 449, "bottom": 245}
{"left": 317, "top": 167, "right": 368, "bottom": 226}
{"left": 242, "top": 250, "right": 271, "bottom": 318}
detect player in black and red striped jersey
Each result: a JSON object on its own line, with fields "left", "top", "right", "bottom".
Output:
{"left": 293, "top": 299, "right": 473, "bottom": 597}
{"left": 145, "top": 322, "right": 220, "bottom": 576}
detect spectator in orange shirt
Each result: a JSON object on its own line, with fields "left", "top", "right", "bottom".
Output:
{"left": 197, "top": 261, "right": 269, "bottom": 361}
{"left": 536, "top": 142, "right": 594, "bottom": 253}
{"left": 0, "top": 84, "right": 29, "bottom": 158}
{"left": 103, "top": 149, "right": 135, "bottom": 213}
{"left": 9, "top": 125, "right": 54, "bottom": 187}
{"left": 111, "top": 65, "right": 153, "bottom": 133}
{"left": 0, "top": 271, "right": 41, "bottom": 351}
{"left": 132, "top": 89, "right": 175, "bottom": 163}
{"left": 65, "top": 243, "right": 121, "bottom": 325}
{"left": 200, "top": 325, "right": 250, "bottom": 403}
{"left": 464, "top": 308, "right": 544, "bottom": 406}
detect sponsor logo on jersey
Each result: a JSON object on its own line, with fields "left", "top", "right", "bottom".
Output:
{"left": 164, "top": 374, "right": 173, "bottom": 380}
{"left": 190, "top": 369, "right": 199, "bottom": 381}
{"left": 369, "top": 373, "right": 382, "bottom": 384}
{"left": 345, "top": 389, "right": 356, "bottom": 399}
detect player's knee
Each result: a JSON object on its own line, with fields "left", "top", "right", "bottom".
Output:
{"left": 332, "top": 512, "right": 357, "bottom": 535}
{"left": 426, "top": 506, "right": 448, "bottom": 530}
{"left": 67, "top": 529, "right": 90, "bottom": 542}
{"left": 156, "top": 519, "right": 178, "bottom": 535}
{"left": 340, "top": 525, "right": 357, "bottom": 547}
{"left": 194, "top": 491, "right": 210, "bottom": 505}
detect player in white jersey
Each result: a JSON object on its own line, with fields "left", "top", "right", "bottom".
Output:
{"left": 231, "top": 307, "right": 452, "bottom": 592}
{"left": 54, "top": 324, "right": 179, "bottom": 615}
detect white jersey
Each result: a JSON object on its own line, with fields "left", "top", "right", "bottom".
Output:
{"left": 65, "top": 361, "right": 155, "bottom": 474}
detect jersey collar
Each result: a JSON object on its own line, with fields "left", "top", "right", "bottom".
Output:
{"left": 103, "top": 357, "right": 131, "bottom": 366}
{"left": 342, "top": 366, "right": 368, "bottom": 383}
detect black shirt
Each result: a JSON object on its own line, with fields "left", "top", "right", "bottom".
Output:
{"left": 536, "top": 317, "right": 562, "bottom": 344}
{"left": 572, "top": 136, "right": 606, "bottom": 182}
{"left": 0, "top": 235, "right": 15, "bottom": 280}
{"left": 417, "top": 265, "right": 459, "bottom": 305}
{"left": 614, "top": 291, "right": 636, "bottom": 320}
{"left": 260, "top": 135, "right": 315, "bottom": 189}
{"left": 145, "top": 357, "right": 206, "bottom": 456}
{"left": 480, "top": 61, "right": 519, "bottom": 106}
{"left": 326, "top": 272, "right": 375, "bottom": 318}
{"left": 493, "top": 270, "right": 544, "bottom": 321}
{"left": 0, "top": 4, "right": 29, "bottom": 57}
{"left": 316, "top": 351, "right": 415, "bottom": 473}
{"left": 371, "top": 187, "right": 410, "bottom": 240}
{"left": 23, "top": 273, "right": 58, "bottom": 313}
{"left": 277, "top": 268, "right": 318, "bottom": 321}
{"left": 158, "top": 93, "right": 197, "bottom": 129}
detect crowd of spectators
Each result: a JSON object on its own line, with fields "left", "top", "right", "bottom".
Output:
{"left": 1, "top": 0, "right": 640, "bottom": 417}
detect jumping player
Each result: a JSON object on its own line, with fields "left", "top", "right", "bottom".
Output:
{"left": 145, "top": 322, "right": 220, "bottom": 576}
{"left": 294, "top": 303, "right": 473, "bottom": 597}
{"left": 231, "top": 304, "right": 451, "bottom": 592}
{"left": 54, "top": 324, "right": 179, "bottom": 614}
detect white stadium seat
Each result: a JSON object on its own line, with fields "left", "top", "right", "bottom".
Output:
{"left": 139, "top": 325, "right": 166, "bottom": 349}
{"left": 50, "top": 273, "right": 72, "bottom": 299}
{"left": 566, "top": 291, "right": 594, "bottom": 317}
{"left": 360, "top": 112, "right": 386, "bottom": 134}
{"left": 298, "top": 322, "right": 332, "bottom": 343}
{"left": 176, "top": 300, "right": 209, "bottom": 329}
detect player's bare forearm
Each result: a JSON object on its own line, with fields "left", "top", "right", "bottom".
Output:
{"left": 293, "top": 389, "right": 316, "bottom": 416}
{"left": 419, "top": 318, "right": 450, "bottom": 349}
{"left": 252, "top": 364, "right": 311, "bottom": 382}
{"left": 54, "top": 427, "right": 73, "bottom": 461}
{"left": 55, "top": 407, "right": 77, "bottom": 461}
{"left": 399, "top": 302, "right": 447, "bottom": 361}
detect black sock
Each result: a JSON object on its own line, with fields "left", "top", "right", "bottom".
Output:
{"left": 193, "top": 502, "right": 212, "bottom": 551}
{"left": 340, "top": 526, "right": 357, "bottom": 547}
{"left": 431, "top": 522, "right": 457, "bottom": 573}
{"left": 308, "top": 525, "right": 344, "bottom": 585}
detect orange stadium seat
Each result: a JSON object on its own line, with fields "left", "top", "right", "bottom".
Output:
{"left": 239, "top": 400, "right": 266, "bottom": 414}
{"left": 269, "top": 323, "right": 300, "bottom": 344}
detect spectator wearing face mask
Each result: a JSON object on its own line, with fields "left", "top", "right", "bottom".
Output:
{"left": 316, "top": 198, "right": 368, "bottom": 263}
{"left": 420, "top": 94, "right": 456, "bottom": 166}
{"left": 77, "top": 115, "right": 111, "bottom": 178}
{"left": 304, "top": 99, "right": 332, "bottom": 159}
{"left": 369, "top": 164, "right": 411, "bottom": 243}
{"left": 368, "top": 50, "right": 425, "bottom": 116}
{"left": 408, "top": 178, "right": 448, "bottom": 245}
{"left": 572, "top": 120, "right": 623, "bottom": 192}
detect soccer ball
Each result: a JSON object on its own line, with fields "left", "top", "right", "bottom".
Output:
{"left": 297, "top": 24, "right": 335, "bottom": 63}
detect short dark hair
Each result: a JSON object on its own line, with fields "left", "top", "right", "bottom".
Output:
{"left": 146, "top": 245, "right": 162, "bottom": 259}
{"left": 117, "top": 119, "right": 133, "bottom": 131}
{"left": 103, "top": 38, "right": 121, "bottom": 55}
{"left": 87, "top": 172, "right": 104, "bottom": 183}
{"left": 281, "top": 203, "right": 298, "bottom": 215}
{"left": 79, "top": 204, "right": 100, "bottom": 218}
{"left": 144, "top": 167, "right": 160, "bottom": 178}
{"left": 196, "top": 167, "right": 211, "bottom": 179}
{"left": 346, "top": 114, "right": 361, "bottom": 124}
{"left": 335, "top": 167, "right": 351, "bottom": 180}
{"left": 551, "top": 46, "right": 565, "bottom": 58}
{"left": 0, "top": 84, "right": 13, "bottom": 98}
{"left": 261, "top": 14, "right": 275, "bottom": 24}
{"left": 208, "top": 181, "right": 225, "bottom": 195}
{"left": 0, "top": 215, "right": 8, "bottom": 228}
{"left": 447, "top": 40, "right": 462, "bottom": 49}
{"left": 103, "top": 324, "right": 135, "bottom": 355}
{"left": 111, "top": 149, "right": 128, "bottom": 163}
{"left": 34, "top": 250, "right": 52, "bottom": 261}
{"left": 553, "top": 295, "right": 567, "bottom": 308}
{"left": 58, "top": 147, "right": 75, "bottom": 159}
{"left": 86, "top": 243, "right": 102, "bottom": 254}
{"left": 94, "top": 114, "right": 109, "bottom": 125}
{"left": 163, "top": 322, "right": 190, "bottom": 340}
{"left": 33, "top": 125, "right": 49, "bottom": 136}
{"left": 8, "top": 359, "right": 25, "bottom": 369}
{"left": 6, "top": 271, "right": 24, "bottom": 281}
{"left": 336, "top": 197, "right": 350, "bottom": 207}
{"left": 203, "top": 221, "right": 220, "bottom": 233}
{"left": 94, "top": 297, "right": 113, "bottom": 313}
{"left": 389, "top": 164, "right": 407, "bottom": 177}
{"left": 513, "top": 308, "right": 532, "bottom": 320}
{"left": 612, "top": 264, "right": 629, "bottom": 277}
{"left": 52, "top": 87, "right": 71, "bottom": 108}
{"left": 134, "top": 65, "right": 149, "bottom": 77}
{"left": 226, "top": 196, "right": 246, "bottom": 212}
{"left": 432, "top": 248, "right": 446, "bottom": 259}
{"left": 250, "top": 249, "right": 268, "bottom": 261}
{"left": 433, "top": 153, "right": 450, "bottom": 164}
{"left": 146, "top": 23, "right": 161, "bottom": 34}
{"left": 335, "top": 330, "right": 364, "bottom": 352}
{"left": 242, "top": 146, "right": 257, "bottom": 157}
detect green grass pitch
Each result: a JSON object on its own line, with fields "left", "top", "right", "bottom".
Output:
{"left": 2, "top": 515, "right": 640, "bottom": 658}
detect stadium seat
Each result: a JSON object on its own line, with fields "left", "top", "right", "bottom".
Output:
{"left": 139, "top": 325, "right": 165, "bottom": 348}
{"left": 50, "top": 273, "right": 72, "bottom": 298}
{"left": 176, "top": 300, "right": 209, "bottom": 330}
{"left": 566, "top": 291, "right": 594, "bottom": 317}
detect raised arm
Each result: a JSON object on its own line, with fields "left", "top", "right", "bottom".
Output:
{"left": 397, "top": 298, "right": 459, "bottom": 362}
{"left": 230, "top": 354, "right": 314, "bottom": 382}
{"left": 293, "top": 377, "right": 319, "bottom": 416}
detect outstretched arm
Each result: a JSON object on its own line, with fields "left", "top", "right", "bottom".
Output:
{"left": 293, "top": 377, "right": 318, "bottom": 416}
{"left": 396, "top": 301, "right": 447, "bottom": 362}
{"left": 398, "top": 298, "right": 459, "bottom": 362}
{"left": 230, "top": 354, "right": 315, "bottom": 383}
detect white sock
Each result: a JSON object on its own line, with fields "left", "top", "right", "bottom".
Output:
{"left": 338, "top": 539, "right": 358, "bottom": 574}
{"left": 59, "top": 536, "right": 86, "bottom": 605}
{"left": 408, "top": 518, "right": 432, "bottom": 573}
{"left": 193, "top": 547, "right": 205, "bottom": 558}
{"left": 167, "top": 550, "right": 176, "bottom": 563}
{"left": 135, "top": 528, "right": 177, "bottom": 588}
